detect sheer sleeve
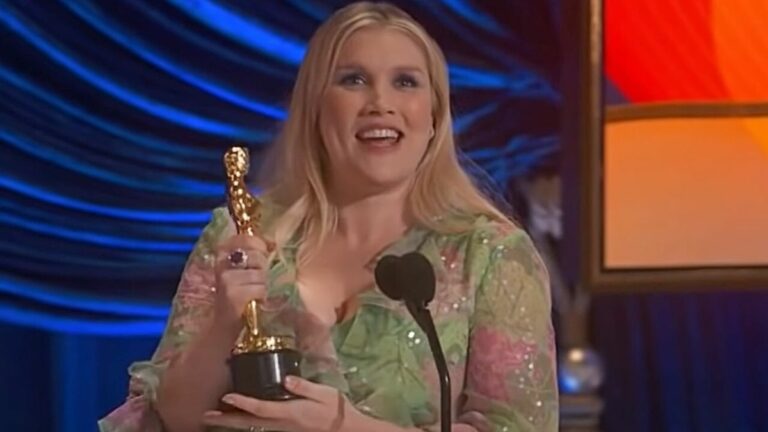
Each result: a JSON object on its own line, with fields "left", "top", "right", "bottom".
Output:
{"left": 457, "top": 228, "right": 559, "bottom": 431}
{"left": 98, "top": 208, "right": 231, "bottom": 432}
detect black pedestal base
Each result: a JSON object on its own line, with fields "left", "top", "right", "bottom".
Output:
{"left": 229, "top": 349, "right": 302, "bottom": 401}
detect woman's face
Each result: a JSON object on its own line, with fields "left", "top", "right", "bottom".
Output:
{"left": 318, "top": 26, "right": 433, "bottom": 197}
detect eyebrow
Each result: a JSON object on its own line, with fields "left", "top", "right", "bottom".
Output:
{"left": 334, "top": 64, "right": 427, "bottom": 75}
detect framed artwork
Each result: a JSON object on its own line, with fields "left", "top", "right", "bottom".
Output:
{"left": 562, "top": 0, "right": 768, "bottom": 292}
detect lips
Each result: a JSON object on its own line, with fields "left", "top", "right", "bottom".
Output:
{"left": 355, "top": 126, "right": 403, "bottom": 147}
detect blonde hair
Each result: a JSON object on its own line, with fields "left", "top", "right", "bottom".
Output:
{"left": 259, "top": 1, "right": 511, "bottom": 264}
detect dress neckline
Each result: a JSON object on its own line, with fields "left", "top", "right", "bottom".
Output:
{"left": 274, "top": 223, "right": 432, "bottom": 331}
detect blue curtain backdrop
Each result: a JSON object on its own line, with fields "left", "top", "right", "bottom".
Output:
{"left": 592, "top": 292, "right": 768, "bottom": 432}
{"left": 1, "top": 1, "right": 766, "bottom": 431}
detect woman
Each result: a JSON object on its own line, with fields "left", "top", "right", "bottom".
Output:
{"left": 99, "top": 2, "right": 558, "bottom": 431}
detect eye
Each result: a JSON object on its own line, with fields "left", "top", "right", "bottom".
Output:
{"left": 339, "top": 73, "right": 366, "bottom": 86}
{"left": 394, "top": 74, "right": 420, "bottom": 88}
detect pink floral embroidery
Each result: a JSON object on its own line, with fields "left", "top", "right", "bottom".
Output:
{"left": 98, "top": 395, "right": 163, "bottom": 432}
{"left": 169, "top": 261, "right": 215, "bottom": 332}
{"left": 178, "top": 259, "right": 216, "bottom": 299}
{"left": 467, "top": 326, "right": 536, "bottom": 401}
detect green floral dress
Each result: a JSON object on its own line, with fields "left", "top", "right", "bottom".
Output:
{"left": 99, "top": 203, "right": 558, "bottom": 431}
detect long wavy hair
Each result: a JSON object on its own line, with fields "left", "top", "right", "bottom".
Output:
{"left": 259, "top": 1, "right": 512, "bottom": 264}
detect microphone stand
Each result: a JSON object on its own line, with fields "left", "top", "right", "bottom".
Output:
{"left": 374, "top": 253, "right": 450, "bottom": 432}
{"left": 405, "top": 302, "right": 451, "bottom": 432}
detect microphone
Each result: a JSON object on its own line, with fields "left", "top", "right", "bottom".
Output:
{"left": 375, "top": 252, "right": 451, "bottom": 432}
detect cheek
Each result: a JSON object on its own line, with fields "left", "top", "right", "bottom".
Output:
{"left": 319, "top": 93, "right": 353, "bottom": 143}
{"left": 401, "top": 96, "right": 433, "bottom": 161}
{"left": 403, "top": 95, "right": 433, "bottom": 132}
{"left": 317, "top": 107, "right": 344, "bottom": 166}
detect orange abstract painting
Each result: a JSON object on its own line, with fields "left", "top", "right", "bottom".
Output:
{"left": 602, "top": 0, "right": 768, "bottom": 268}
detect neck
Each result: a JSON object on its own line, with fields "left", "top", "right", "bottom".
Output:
{"left": 329, "top": 181, "right": 412, "bottom": 248}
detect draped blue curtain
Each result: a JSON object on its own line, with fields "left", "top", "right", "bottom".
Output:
{"left": 0, "top": 0, "right": 559, "bottom": 329}
{"left": 592, "top": 292, "right": 768, "bottom": 432}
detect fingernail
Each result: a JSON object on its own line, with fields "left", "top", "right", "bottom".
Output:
{"left": 283, "top": 376, "right": 296, "bottom": 388}
{"left": 204, "top": 410, "right": 222, "bottom": 417}
{"left": 222, "top": 394, "right": 236, "bottom": 404}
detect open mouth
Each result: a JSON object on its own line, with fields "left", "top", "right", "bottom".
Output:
{"left": 355, "top": 128, "right": 403, "bottom": 147}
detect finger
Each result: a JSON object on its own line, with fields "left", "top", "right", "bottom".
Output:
{"left": 283, "top": 375, "right": 338, "bottom": 403}
{"left": 220, "top": 284, "right": 267, "bottom": 307}
{"left": 219, "top": 273, "right": 266, "bottom": 299}
{"left": 202, "top": 410, "right": 282, "bottom": 431}
{"left": 216, "top": 247, "right": 269, "bottom": 272}
{"left": 220, "top": 234, "right": 270, "bottom": 254}
{"left": 219, "top": 269, "right": 267, "bottom": 287}
{"left": 216, "top": 233, "right": 270, "bottom": 267}
{"left": 221, "top": 393, "right": 290, "bottom": 419}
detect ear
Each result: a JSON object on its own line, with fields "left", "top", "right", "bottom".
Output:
{"left": 429, "top": 114, "right": 437, "bottom": 140}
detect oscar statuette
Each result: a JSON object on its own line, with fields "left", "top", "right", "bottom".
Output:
{"left": 224, "top": 146, "right": 301, "bottom": 401}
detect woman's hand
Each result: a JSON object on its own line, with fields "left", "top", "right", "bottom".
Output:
{"left": 202, "top": 376, "right": 367, "bottom": 432}
{"left": 213, "top": 234, "right": 271, "bottom": 333}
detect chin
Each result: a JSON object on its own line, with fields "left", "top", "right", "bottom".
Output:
{"left": 353, "top": 172, "right": 413, "bottom": 193}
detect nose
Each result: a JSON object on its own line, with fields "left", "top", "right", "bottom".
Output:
{"left": 362, "top": 83, "right": 395, "bottom": 116}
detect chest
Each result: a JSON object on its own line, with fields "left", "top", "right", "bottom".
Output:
{"left": 294, "top": 240, "right": 380, "bottom": 325}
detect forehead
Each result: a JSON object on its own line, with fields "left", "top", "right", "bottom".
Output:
{"left": 335, "top": 26, "right": 428, "bottom": 69}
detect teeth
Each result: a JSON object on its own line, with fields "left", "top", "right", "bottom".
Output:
{"left": 358, "top": 128, "right": 399, "bottom": 139}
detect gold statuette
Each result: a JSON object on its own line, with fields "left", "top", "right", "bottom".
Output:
{"left": 223, "top": 146, "right": 301, "bottom": 401}
{"left": 224, "top": 146, "right": 259, "bottom": 236}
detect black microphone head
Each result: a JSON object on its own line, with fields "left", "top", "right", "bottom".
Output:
{"left": 400, "top": 252, "right": 436, "bottom": 306}
{"left": 374, "top": 254, "right": 404, "bottom": 300}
